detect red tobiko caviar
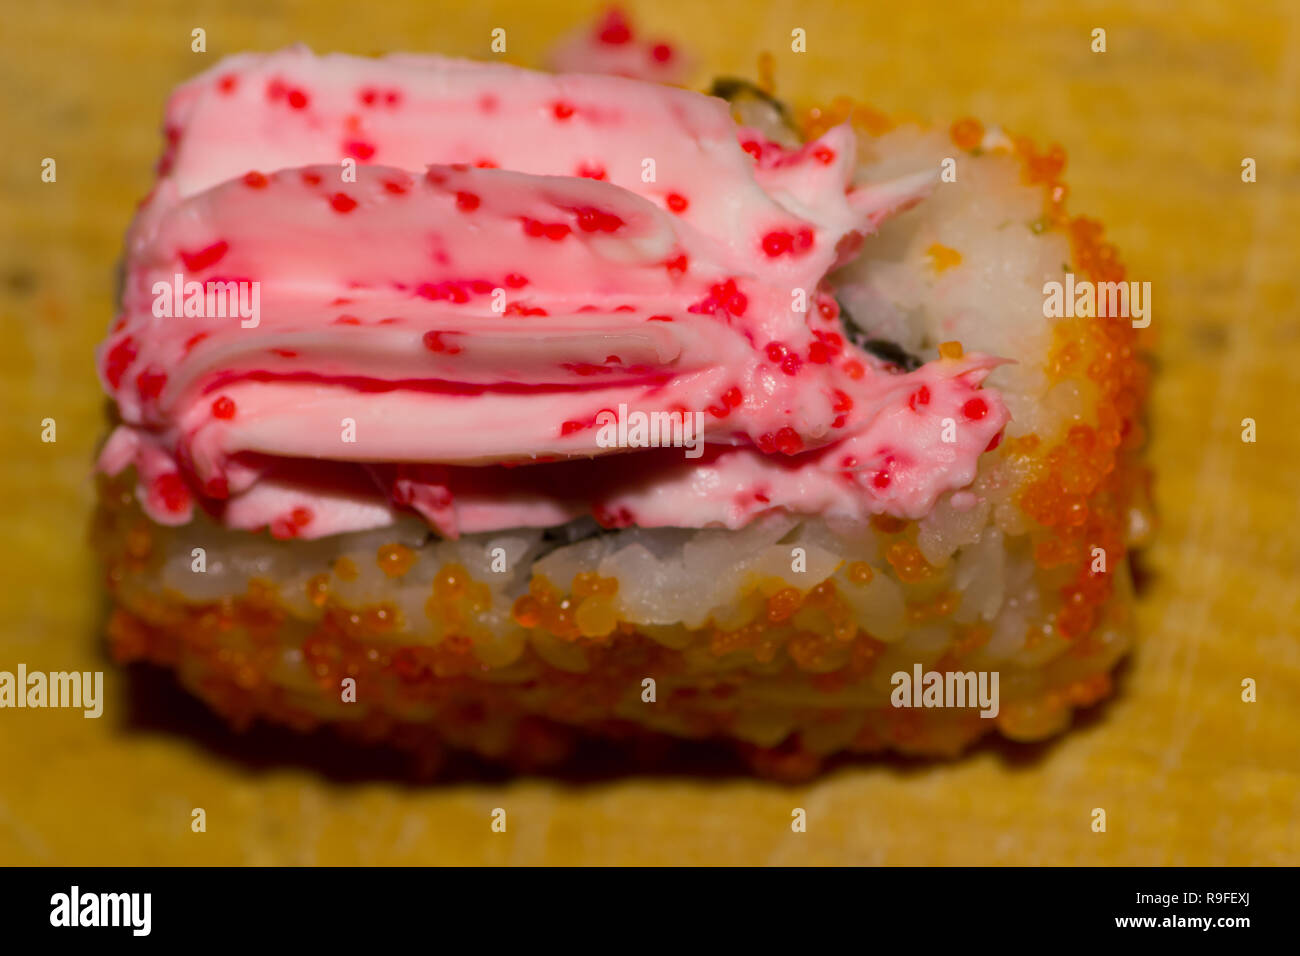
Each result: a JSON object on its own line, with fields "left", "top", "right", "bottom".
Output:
{"left": 573, "top": 206, "right": 624, "bottom": 232}
{"left": 761, "top": 228, "right": 815, "bottom": 258}
{"left": 217, "top": 74, "right": 237, "bottom": 94}
{"left": 520, "top": 218, "right": 571, "bottom": 240}
{"left": 664, "top": 253, "right": 688, "bottom": 276}
{"left": 179, "top": 240, "right": 229, "bottom": 272}
{"left": 597, "top": 9, "right": 633, "bottom": 44}
{"left": 136, "top": 367, "right": 167, "bottom": 400}
{"left": 552, "top": 101, "right": 575, "bottom": 120}
{"left": 773, "top": 426, "right": 803, "bottom": 455}
{"left": 812, "top": 145, "right": 836, "bottom": 164}
{"left": 963, "top": 397, "right": 988, "bottom": 420}
{"left": 455, "top": 191, "right": 481, "bottom": 212}
{"left": 504, "top": 273, "right": 528, "bottom": 288}
{"left": 382, "top": 178, "right": 409, "bottom": 194}
{"left": 270, "top": 507, "right": 314, "bottom": 539}
{"left": 576, "top": 163, "right": 607, "bottom": 180}
{"left": 152, "top": 473, "right": 190, "bottom": 513}
{"left": 651, "top": 43, "right": 673, "bottom": 63}
{"left": 422, "top": 331, "right": 462, "bottom": 354}
{"left": 242, "top": 170, "right": 269, "bottom": 188}
{"left": 286, "top": 89, "right": 309, "bottom": 110}
{"left": 103, "top": 337, "right": 138, "bottom": 389}
{"left": 211, "top": 396, "right": 236, "bottom": 419}
{"left": 330, "top": 193, "right": 358, "bottom": 213}
{"left": 560, "top": 420, "right": 585, "bottom": 436}
{"left": 666, "top": 192, "right": 689, "bottom": 213}
{"left": 762, "top": 231, "right": 792, "bottom": 257}
{"left": 344, "top": 140, "right": 376, "bottom": 160}
{"left": 908, "top": 385, "right": 931, "bottom": 410}
{"left": 301, "top": 170, "right": 322, "bottom": 186}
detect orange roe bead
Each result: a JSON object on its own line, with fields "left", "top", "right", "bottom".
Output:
{"left": 938, "top": 340, "right": 965, "bottom": 360}
{"left": 846, "top": 561, "right": 874, "bottom": 586}
{"left": 512, "top": 594, "right": 542, "bottom": 628}
{"left": 950, "top": 116, "right": 984, "bottom": 151}
{"left": 575, "top": 595, "right": 618, "bottom": 638}
{"left": 376, "top": 543, "right": 416, "bottom": 578}
{"left": 124, "top": 524, "right": 153, "bottom": 560}
{"left": 305, "top": 573, "right": 330, "bottom": 607}
{"left": 333, "top": 556, "right": 358, "bottom": 581}
{"left": 927, "top": 242, "right": 963, "bottom": 273}
{"left": 434, "top": 563, "right": 468, "bottom": 600}
{"left": 766, "top": 587, "right": 803, "bottom": 623}
{"left": 885, "top": 541, "right": 933, "bottom": 582}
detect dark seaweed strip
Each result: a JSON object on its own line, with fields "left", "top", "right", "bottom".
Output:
{"left": 835, "top": 298, "right": 924, "bottom": 371}
{"left": 707, "top": 77, "right": 794, "bottom": 125}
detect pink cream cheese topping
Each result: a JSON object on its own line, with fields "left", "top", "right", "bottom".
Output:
{"left": 97, "top": 48, "right": 1009, "bottom": 540}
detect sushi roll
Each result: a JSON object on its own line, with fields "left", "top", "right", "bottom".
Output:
{"left": 94, "top": 47, "right": 1150, "bottom": 776}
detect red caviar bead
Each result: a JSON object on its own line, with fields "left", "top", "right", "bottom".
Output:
{"left": 287, "top": 89, "right": 308, "bottom": 110}
{"left": 774, "top": 426, "right": 803, "bottom": 455}
{"left": 153, "top": 473, "right": 189, "bottom": 513}
{"left": 330, "top": 193, "right": 358, "bottom": 213}
{"left": 179, "top": 240, "right": 229, "bottom": 273}
{"left": 553, "top": 101, "right": 575, "bottom": 120}
{"left": 723, "top": 386, "right": 743, "bottom": 407}
{"left": 455, "top": 191, "right": 480, "bottom": 212}
{"left": 104, "top": 337, "right": 137, "bottom": 389}
{"left": 766, "top": 342, "right": 787, "bottom": 363}
{"left": 422, "top": 331, "right": 462, "bottom": 354}
{"left": 781, "top": 353, "right": 802, "bottom": 375}
{"left": 359, "top": 87, "right": 378, "bottom": 106}
{"left": 301, "top": 170, "right": 322, "bottom": 186}
{"left": 344, "top": 140, "right": 375, "bottom": 160}
{"left": 598, "top": 10, "right": 633, "bottom": 44}
{"left": 651, "top": 43, "right": 673, "bottom": 63}
{"left": 909, "top": 385, "right": 931, "bottom": 410}
{"left": 504, "top": 273, "right": 528, "bottom": 288}
{"left": 844, "top": 359, "right": 865, "bottom": 380}
{"left": 383, "top": 178, "right": 408, "bottom": 194}
{"left": 762, "top": 231, "right": 792, "bottom": 257}
{"left": 544, "top": 222, "right": 570, "bottom": 240}
{"left": 212, "top": 396, "right": 236, "bottom": 419}
{"left": 242, "top": 170, "right": 268, "bottom": 188}
{"left": 963, "top": 397, "right": 988, "bottom": 420}
{"left": 665, "top": 253, "right": 688, "bottom": 276}
{"left": 217, "top": 75, "right": 237, "bottom": 94}
{"left": 812, "top": 145, "right": 836, "bottom": 164}
{"left": 136, "top": 367, "right": 166, "bottom": 400}
{"left": 560, "top": 420, "right": 584, "bottom": 435}
{"left": 666, "top": 193, "right": 688, "bottom": 213}
{"left": 576, "top": 163, "right": 606, "bottom": 180}
{"left": 808, "top": 341, "right": 832, "bottom": 364}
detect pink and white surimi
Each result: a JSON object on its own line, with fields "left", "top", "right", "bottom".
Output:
{"left": 97, "top": 48, "right": 1007, "bottom": 541}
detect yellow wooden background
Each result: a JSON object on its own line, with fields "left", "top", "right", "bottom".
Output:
{"left": 1, "top": 0, "right": 1297, "bottom": 865}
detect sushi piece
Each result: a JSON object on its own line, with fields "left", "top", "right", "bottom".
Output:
{"left": 94, "top": 46, "right": 1149, "bottom": 777}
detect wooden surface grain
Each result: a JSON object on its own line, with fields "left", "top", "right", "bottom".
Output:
{"left": 1, "top": 0, "right": 1297, "bottom": 865}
